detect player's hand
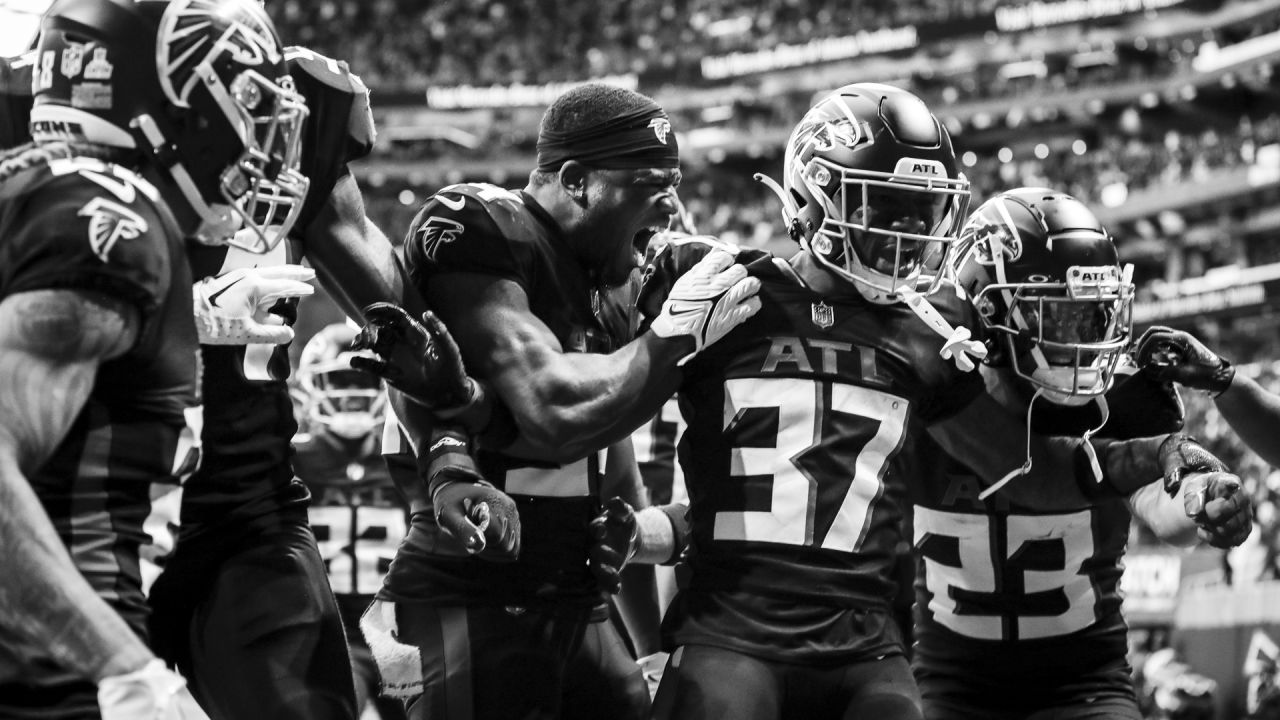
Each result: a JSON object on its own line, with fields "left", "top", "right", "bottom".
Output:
{"left": 433, "top": 478, "right": 520, "bottom": 561}
{"left": 192, "top": 266, "right": 314, "bottom": 345}
{"left": 1135, "top": 326, "right": 1235, "bottom": 396}
{"left": 649, "top": 249, "right": 762, "bottom": 365}
{"left": 350, "top": 303, "right": 478, "bottom": 415}
{"left": 99, "top": 659, "right": 208, "bottom": 720}
{"left": 1157, "top": 433, "right": 1229, "bottom": 497}
{"left": 1181, "top": 471, "right": 1253, "bottom": 548}
{"left": 587, "top": 497, "right": 639, "bottom": 593}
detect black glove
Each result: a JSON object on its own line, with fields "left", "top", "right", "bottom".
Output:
{"left": 587, "top": 497, "right": 639, "bottom": 594}
{"left": 350, "top": 303, "right": 477, "bottom": 414}
{"left": 433, "top": 477, "right": 521, "bottom": 561}
{"left": 1157, "top": 433, "right": 1229, "bottom": 497}
{"left": 1182, "top": 471, "right": 1253, "bottom": 549}
{"left": 1134, "top": 326, "right": 1235, "bottom": 396}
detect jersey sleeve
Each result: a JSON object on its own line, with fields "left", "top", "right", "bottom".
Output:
{"left": 1, "top": 173, "right": 172, "bottom": 313}
{"left": 401, "top": 187, "right": 537, "bottom": 292}
{"left": 916, "top": 286, "right": 986, "bottom": 422}
{"left": 1098, "top": 364, "right": 1186, "bottom": 439}
{"left": 285, "top": 46, "right": 377, "bottom": 232}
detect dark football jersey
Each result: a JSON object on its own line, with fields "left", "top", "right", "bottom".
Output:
{"left": 911, "top": 363, "right": 1185, "bottom": 695}
{"left": 181, "top": 47, "right": 376, "bottom": 525}
{"left": 0, "top": 156, "right": 198, "bottom": 645}
{"left": 0, "top": 51, "right": 33, "bottom": 150}
{"left": 294, "top": 427, "right": 406, "bottom": 596}
{"left": 381, "top": 183, "right": 620, "bottom": 607}
{"left": 643, "top": 239, "right": 985, "bottom": 661}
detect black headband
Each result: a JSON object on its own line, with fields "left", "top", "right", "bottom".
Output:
{"left": 536, "top": 104, "right": 679, "bottom": 172}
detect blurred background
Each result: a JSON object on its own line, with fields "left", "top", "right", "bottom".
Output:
{"left": 5, "top": 0, "right": 1280, "bottom": 716}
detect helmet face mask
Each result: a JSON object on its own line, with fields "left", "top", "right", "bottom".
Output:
{"left": 782, "top": 83, "right": 970, "bottom": 303}
{"left": 956, "top": 188, "right": 1134, "bottom": 405}
{"left": 298, "top": 324, "right": 386, "bottom": 441}
{"left": 31, "top": 0, "right": 309, "bottom": 252}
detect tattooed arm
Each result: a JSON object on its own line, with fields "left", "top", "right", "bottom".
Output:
{"left": 0, "top": 288, "right": 157, "bottom": 682}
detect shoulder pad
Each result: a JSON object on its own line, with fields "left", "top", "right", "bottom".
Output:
{"left": 636, "top": 233, "right": 757, "bottom": 327}
{"left": 404, "top": 183, "right": 535, "bottom": 282}
{"left": 3, "top": 159, "right": 175, "bottom": 308}
{"left": 285, "top": 46, "right": 376, "bottom": 151}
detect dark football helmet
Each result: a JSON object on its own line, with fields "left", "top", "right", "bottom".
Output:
{"left": 765, "top": 83, "right": 970, "bottom": 303}
{"left": 297, "top": 323, "right": 386, "bottom": 441}
{"left": 30, "top": 0, "right": 308, "bottom": 252}
{"left": 952, "top": 187, "right": 1134, "bottom": 405}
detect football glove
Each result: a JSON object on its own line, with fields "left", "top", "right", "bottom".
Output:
{"left": 1135, "top": 326, "right": 1235, "bottom": 396}
{"left": 433, "top": 477, "right": 520, "bottom": 561}
{"left": 1181, "top": 471, "right": 1253, "bottom": 549}
{"left": 587, "top": 497, "right": 640, "bottom": 593}
{"left": 99, "top": 659, "right": 207, "bottom": 720}
{"left": 649, "top": 249, "right": 762, "bottom": 365}
{"left": 350, "top": 303, "right": 479, "bottom": 415}
{"left": 192, "top": 265, "right": 315, "bottom": 345}
{"left": 1157, "top": 433, "right": 1229, "bottom": 497}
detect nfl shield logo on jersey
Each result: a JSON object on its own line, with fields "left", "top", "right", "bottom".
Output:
{"left": 811, "top": 301, "right": 834, "bottom": 329}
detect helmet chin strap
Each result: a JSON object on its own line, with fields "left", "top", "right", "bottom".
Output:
{"left": 977, "top": 388, "right": 1109, "bottom": 501}
{"left": 898, "top": 285, "right": 988, "bottom": 371}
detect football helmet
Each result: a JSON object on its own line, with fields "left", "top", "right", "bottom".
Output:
{"left": 297, "top": 323, "right": 386, "bottom": 441}
{"left": 764, "top": 83, "right": 970, "bottom": 303}
{"left": 30, "top": 0, "right": 309, "bottom": 252}
{"left": 952, "top": 187, "right": 1134, "bottom": 405}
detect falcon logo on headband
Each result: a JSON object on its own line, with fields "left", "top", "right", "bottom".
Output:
{"left": 648, "top": 118, "right": 671, "bottom": 145}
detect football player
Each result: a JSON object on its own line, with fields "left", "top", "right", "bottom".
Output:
{"left": 590, "top": 84, "right": 1241, "bottom": 720}
{"left": 351, "top": 82, "right": 762, "bottom": 720}
{"left": 912, "top": 188, "right": 1252, "bottom": 720}
{"left": 0, "top": 0, "right": 306, "bottom": 717}
{"left": 145, "top": 13, "right": 507, "bottom": 720}
{"left": 293, "top": 324, "right": 408, "bottom": 720}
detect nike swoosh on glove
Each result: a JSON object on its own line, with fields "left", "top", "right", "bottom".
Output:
{"left": 193, "top": 265, "right": 315, "bottom": 345}
{"left": 649, "top": 249, "right": 763, "bottom": 365}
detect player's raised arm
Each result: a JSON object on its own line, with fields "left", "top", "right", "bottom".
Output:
{"left": 0, "top": 290, "right": 157, "bottom": 681}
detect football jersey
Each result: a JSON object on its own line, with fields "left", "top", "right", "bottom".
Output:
{"left": 294, "top": 427, "right": 406, "bottom": 596}
{"left": 911, "top": 366, "right": 1185, "bottom": 694}
{"left": 642, "top": 239, "right": 985, "bottom": 661}
{"left": 0, "top": 155, "right": 199, "bottom": 645}
{"left": 180, "top": 47, "right": 376, "bottom": 525}
{"left": 380, "top": 183, "right": 620, "bottom": 607}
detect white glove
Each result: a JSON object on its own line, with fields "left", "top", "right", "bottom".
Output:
{"left": 193, "top": 265, "right": 315, "bottom": 345}
{"left": 99, "top": 659, "right": 209, "bottom": 720}
{"left": 649, "top": 249, "right": 762, "bottom": 365}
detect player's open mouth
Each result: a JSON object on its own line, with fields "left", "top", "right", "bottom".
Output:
{"left": 632, "top": 226, "right": 662, "bottom": 266}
